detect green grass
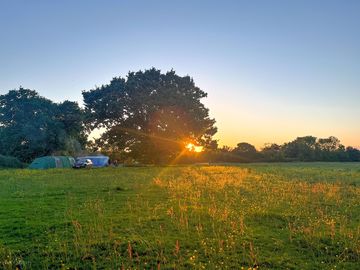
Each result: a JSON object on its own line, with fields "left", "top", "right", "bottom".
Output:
{"left": 0, "top": 163, "right": 359, "bottom": 269}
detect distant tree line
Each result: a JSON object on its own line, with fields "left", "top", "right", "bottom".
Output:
{"left": 189, "top": 136, "right": 360, "bottom": 163}
{"left": 0, "top": 68, "right": 359, "bottom": 164}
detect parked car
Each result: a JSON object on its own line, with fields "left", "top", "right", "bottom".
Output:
{"left": 73, "top": 158, "right": 93, "bottom": 169}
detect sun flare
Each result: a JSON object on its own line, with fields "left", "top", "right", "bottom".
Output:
{"left": 185, "top": 143, "right": 203, "bottom": 153}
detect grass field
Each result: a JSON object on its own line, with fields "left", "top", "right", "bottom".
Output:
{"left": 0, "top": 163, "right": 359, "bottom": 269}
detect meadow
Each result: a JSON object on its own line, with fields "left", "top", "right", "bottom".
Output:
{"left": 0, "top": 163, "right": 359, "bottom": 269}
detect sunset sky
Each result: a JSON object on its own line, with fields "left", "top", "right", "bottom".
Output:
{"left": 1, "top": 0, "right": 359, "bottom": 148}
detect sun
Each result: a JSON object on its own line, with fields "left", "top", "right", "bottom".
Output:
{"left": 185, "top": 143, "right": 203, "bottom": 153}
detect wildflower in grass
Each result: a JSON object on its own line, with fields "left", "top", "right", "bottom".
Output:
{"left": 127, "top": 242, "right": 132, "bottom": 260}
{"left": 174, "top": 240, "right": 180, "bottom": 256}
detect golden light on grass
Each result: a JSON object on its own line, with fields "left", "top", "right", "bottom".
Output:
{"left": 185, "top": 143, "right": 203, "bottom": 153}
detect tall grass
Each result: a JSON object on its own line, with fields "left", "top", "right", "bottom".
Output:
{"left": 0, "top": 164, "right": 359, "bottom": 269}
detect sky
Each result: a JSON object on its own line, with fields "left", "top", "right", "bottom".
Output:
{"left": 1, "top": 0, "right": 359, "bottom": 149}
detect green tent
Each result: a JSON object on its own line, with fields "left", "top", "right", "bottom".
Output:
{"left": 29, "top": 156, "right": 75, "bottom": 169}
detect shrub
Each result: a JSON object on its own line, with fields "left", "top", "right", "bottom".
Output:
{"left": 0, "top": 155, "right": 25, "bottom": 168}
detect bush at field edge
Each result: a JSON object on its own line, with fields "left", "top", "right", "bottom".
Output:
{"left": 0, "top": 155, "right": 26, "bottom": 168}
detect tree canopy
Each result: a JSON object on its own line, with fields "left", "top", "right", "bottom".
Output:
{"left": 0, "top": 88, "right": 86, "bottom": 162}
{"left": 83, "top": 68, "right": 217, "bottom": 164}
{"left": 1, "top": 69, "right": 359, "bottom": 165}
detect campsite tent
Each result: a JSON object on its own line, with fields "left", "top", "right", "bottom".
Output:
{"left": 77, "top": 155, "right": 109, "bottom": 167}
{"left": 29, "top": 156, "right": 75, "bottom": 169}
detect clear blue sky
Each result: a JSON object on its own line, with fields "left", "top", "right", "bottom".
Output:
{"left": 1, "top": 0, "right": 359, "bottom": 148}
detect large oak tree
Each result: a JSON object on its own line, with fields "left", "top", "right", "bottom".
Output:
{"left": 83, "top": 68, "right": 217, "bottom": 164}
